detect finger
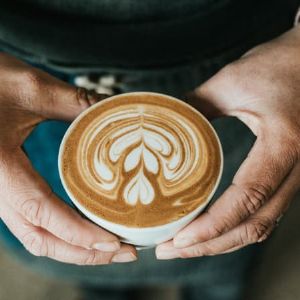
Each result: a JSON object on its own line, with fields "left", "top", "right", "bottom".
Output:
{"left": 0, "top": 53, "right": 108, "bottom": 121}
{"left": 0, "top": 205, "right": 137, "bottom": 265}
{"left": 36, "top": 78, "right": 108, "bottom": 121}
{"left": 36, "top": 83, "right": 108, "bottom": 121}
{"left": 18, "top": 67, "right": 107, "bottom": 121}
{"left": 1, "top": 149, "right": 122, "bottom": 252}
{"left": 157, "top": 163, "right": 300, "bottom": 259}
{"left": 173, "top": 137, "right": 296, "bottom": 249}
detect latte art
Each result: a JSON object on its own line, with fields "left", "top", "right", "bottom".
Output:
{"left": 83, "top": 108, "right": 201, "bottom": 206}
{"left": 61, "top": 93, "right": 222, "bottom": 227}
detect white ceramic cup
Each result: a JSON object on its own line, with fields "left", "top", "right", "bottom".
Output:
{"left": 58, "top": 92, "right": 223, "bottom": 248}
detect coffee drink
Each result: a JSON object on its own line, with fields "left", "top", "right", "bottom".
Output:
{"left": 60, "top": 93, "right": 222, "bottom": 227}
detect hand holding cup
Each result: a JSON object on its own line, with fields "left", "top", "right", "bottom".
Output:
{"left": 0, "top": 53, "right": 137, "bottom": 264}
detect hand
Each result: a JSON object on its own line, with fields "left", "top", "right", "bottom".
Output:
{"left": 156, "top": 26, "right": 300, "bottom": 259}
{"left": 0, "top": 53, "right": 137, "bottom": 264}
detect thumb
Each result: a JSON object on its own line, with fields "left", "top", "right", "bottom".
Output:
{"left": 184, "top": 88, "right": 223, "bottom": 120}
{"left": 184, "top": 64, "right": 238, "bottom": 120}
{"left": 27, "top": 68, "right": 108, "bottom": 121}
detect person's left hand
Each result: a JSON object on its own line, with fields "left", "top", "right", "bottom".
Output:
{"left": 156, "top": 25, "right": 300, "bottom": 259}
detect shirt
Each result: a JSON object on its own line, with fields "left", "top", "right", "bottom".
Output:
{"left": 0, "top": 0, "right": 296, "bottom": 70}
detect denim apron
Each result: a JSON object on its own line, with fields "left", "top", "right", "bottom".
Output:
{"left": 0, "top": 1, "right": 298, "bottom": 299}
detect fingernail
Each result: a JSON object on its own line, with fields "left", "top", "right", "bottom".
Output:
{"left": 156, "top": 248, "right": 179, "bottom": 260}
{"left": 173, "top": 236, "right": 197, "bottom": 248}
{"left": 92, "top": 241, "right": 120, "bottom": 252}
{"left": 112, "top": 252, "right": 137, "bottom": 263}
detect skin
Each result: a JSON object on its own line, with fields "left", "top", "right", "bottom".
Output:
{"left": 0, "top": 53, "right": 137, "bottom": 265}
{"left": 155, "top": 26, "right": 300, "bottom": 259}
{"left": 1, "top": 25, "right": 300, "bottom": 265}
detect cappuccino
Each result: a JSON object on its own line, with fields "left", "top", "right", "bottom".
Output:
{"left": 60, "top": 92, "right": 221, "bottom": 228}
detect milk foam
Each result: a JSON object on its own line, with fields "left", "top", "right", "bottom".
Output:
{"left": 78, "top": 106, "right": 201, "bottom": 206}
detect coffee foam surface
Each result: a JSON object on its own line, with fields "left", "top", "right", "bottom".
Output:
{"left": 61, "top": 93, "right": 221, "bottom": 227}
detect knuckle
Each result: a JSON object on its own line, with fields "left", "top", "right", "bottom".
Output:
{"left": 20, "top": 199, "right": 43, "bottom": 226}
{"left": 75, "top": 87, "right": 91, "bottom": 108}
{"left": 22, "top": 69, "right": 43, "bottom": 92}
{"left": 240, "top": 218, "right": 271, "bottom": 244}
{"left": 201, "top": 244, "right": 217, "bottom": 256}
{"left": 19, "top": 189, "right": 53, "bottom": 227}
{"left": 206, "top": 211, "right": 228, "bottom": 238}
{"left": 17, "top": 69, "right": 46, "bottom": 111}
{"left": 178, "top": 248, "right": 193, "bottom": 259}
{"left": 62, "top": 228, "right": 77, "bottom": 245}
{"left": 237, "top": 183, "right": 271, "bottom": 216}
{"left": 22, "top": 230, "right": 48, "bottom": 257}
{"left": 80, "top": 251, "right": 107, "bottom": 266}
{"left": 54, "top": 224, "right": 81, "bottom": 247}
{"left": 208, "top": 222, "right": 224, "bottom": 238}
{"left": 179, "top": 245, "right": 207, "bottom": 258}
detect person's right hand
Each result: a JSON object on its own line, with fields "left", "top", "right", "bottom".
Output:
{"left": 0, "top": 53, "right": 137, "bottom": 265}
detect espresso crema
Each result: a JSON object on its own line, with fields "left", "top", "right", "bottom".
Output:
{"left": 61, "top": 93, "right": 222, "bottom": 227}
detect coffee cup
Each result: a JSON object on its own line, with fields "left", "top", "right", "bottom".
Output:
{"left": 58, "top": 92, "right": 223, "bottom": 248}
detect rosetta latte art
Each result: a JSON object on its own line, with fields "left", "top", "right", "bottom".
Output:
{"left": 80, "top": 107, "right": 200, "bottom": 206}
{"left": 61, "top": 94, "right": 221, "bottom": 227}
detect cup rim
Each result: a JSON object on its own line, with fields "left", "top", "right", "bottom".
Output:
{"left": 58, "top": 91, "right": 224, "bottom": 232}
